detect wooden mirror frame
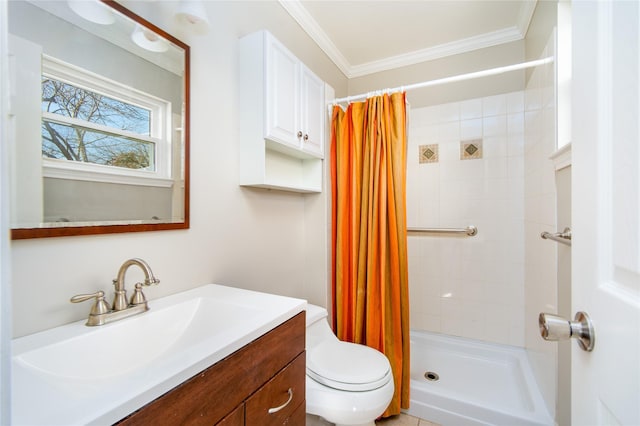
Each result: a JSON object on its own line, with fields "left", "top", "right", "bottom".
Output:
{"left": 11, "top": 1, "right": 190, "bottom": 240}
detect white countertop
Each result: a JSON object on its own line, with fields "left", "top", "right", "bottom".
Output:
{"left": 12, "top": 284, "right": 306, "bottom": 425}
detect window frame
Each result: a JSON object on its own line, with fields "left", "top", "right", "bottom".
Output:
{"left": 41, "top": 55, "right": 173, "bottom": 188}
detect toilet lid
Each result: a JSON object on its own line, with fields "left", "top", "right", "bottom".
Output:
{"left": 307, "top": 340, "right": 392, "bottom": 391}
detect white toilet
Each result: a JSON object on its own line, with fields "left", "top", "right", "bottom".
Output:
{"left": 305, "top": 303, "right": 395, "bottom": 426}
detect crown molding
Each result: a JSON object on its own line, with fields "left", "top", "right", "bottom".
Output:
{"left": 349, "top": 26, "right": 524, "bottom": 78}
{"left": 277, "top": 0, "right": 351, "bottom": 76}
{"left": 279, "top": 0, "right": 538, "bottom": 79}
{"left": 517, "top": 0, "right": 538, "bottom": 37}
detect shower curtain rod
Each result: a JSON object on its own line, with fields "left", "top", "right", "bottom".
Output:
{"left": 330, "top": 56, "right": 554, "bottom": 105}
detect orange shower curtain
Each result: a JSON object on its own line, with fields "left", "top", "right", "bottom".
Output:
{"left": 330, "top": 91, "right": 410, "bottom": 417}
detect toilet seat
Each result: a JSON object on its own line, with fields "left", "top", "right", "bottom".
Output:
{"left": 307, "top": 340, "right": 392, "bottom": 391}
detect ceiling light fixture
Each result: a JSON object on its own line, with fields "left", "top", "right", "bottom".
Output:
{"left": 174, "top": 0, "right": 210, "bottom": 35}
{"left": 67, "top": 0, "right": 115, "bottom": 25}
{"left": 131, "top": 25, "right": 169, "bottom": 52}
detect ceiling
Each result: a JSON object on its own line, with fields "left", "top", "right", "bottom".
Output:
{"left": 278, "top": 0, "right": 537, "bottom": 78}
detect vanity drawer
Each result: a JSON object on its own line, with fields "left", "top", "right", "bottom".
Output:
{"left": 287, "top": 400, "right": 307, "bottom": 425}
{"left": 216, "top": 403, "right": 244, "bottom": 426}
{"left": 245, "top": 352, "right": 305, "bottom": 425}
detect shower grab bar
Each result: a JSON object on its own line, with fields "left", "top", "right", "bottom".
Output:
{"left": 540, "top": 227, "right": 572, "bottom": 246}
{"left": 407, "top": 225, "right": 477, "bottom": 237}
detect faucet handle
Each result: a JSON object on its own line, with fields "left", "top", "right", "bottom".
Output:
{"left": 70, "top": 291, "right": 111, "bottom": 315}
{"left": 129, "top": 283, "right": 148, "bottom": 306}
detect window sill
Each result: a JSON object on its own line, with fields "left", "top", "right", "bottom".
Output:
{"left": 43, "top": 160, "right": 174, "bottom": 188}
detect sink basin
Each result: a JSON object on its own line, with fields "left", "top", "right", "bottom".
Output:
{"left": 16, "top": 296, "right": 260, "bottom": 380}
{"left": 12, "top": 284, "right": 306, "bottom": 425}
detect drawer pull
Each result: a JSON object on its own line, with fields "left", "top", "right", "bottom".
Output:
{"left": 267, "top": 388, "right": 293, "bottom": 414}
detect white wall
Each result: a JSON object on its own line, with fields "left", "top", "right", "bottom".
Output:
{"left": 8, "top": 1, "right": 346, "bottom": 338}
{"left": 407, "top": 91, "right": 526, "bottom": 346}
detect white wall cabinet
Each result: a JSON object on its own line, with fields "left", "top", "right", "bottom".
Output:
{"left": 239, "top": 31, "right": 325, "bottom": 193}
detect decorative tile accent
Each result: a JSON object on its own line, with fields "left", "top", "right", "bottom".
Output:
{"left": 460, "top": 139, "right": 483, "bottom": 160}
{"left": 419, "top": 144, "right": 439, "bottom": 164}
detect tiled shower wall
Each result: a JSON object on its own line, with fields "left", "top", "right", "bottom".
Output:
{"left": 406, "top": 91, "right": 526, "bottom": 347}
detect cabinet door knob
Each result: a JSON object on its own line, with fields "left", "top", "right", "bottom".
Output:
{"left": 303, "top": 134, "right": 309, "bottom": 141}
{"left": 267, "top": 388, "right": 293, "bottom": 414}
{"left": 297, "top": 131, "right": 303, "bottom": 138}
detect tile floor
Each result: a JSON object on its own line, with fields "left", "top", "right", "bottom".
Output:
{"left": 306, "top": 413, "right": 440, "bottom": 426}
{"left": 376, "top": 413, "right": 440, "bottom": 426}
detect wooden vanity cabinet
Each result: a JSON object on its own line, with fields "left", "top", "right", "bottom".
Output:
{"left": 116, "top": 312, "right": 306, "bottom": 426}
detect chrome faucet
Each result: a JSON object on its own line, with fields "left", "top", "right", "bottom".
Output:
{"left": 71, "top": 258, "right": 160, "bottom": 326}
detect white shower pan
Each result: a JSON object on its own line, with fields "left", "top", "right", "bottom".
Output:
{"left": 406, "top": 330, "right": 553, "bottom": 426}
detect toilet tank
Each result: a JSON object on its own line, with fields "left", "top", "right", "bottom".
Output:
{"left": 305, "top": 304, "right": 338, "bottom": 349}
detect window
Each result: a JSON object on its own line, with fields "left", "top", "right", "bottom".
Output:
{"left": 41, "top": 56, "right": 172, "bottom": 185}
{"left": 42, "top": 78, "right": 155, "bottom": 170}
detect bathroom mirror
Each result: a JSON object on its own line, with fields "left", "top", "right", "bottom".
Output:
{"left": 8, "top": 0, "right": 190, "bottom": 239}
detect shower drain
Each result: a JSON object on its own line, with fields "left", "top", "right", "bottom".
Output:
{"left": 424, "top": 371, "right": 439, "bottom": 381}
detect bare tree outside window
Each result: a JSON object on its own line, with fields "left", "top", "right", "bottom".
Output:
{"left": 41, "top": 78, "right": 155, "bottom": 171}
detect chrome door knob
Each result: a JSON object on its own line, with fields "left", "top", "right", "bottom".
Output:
{"left": 539, "top": 311, "right": 595, "bottom": 352}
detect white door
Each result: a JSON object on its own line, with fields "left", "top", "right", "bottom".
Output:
{"left": 572, "top": 1, "right": 640, "bottom": 425}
